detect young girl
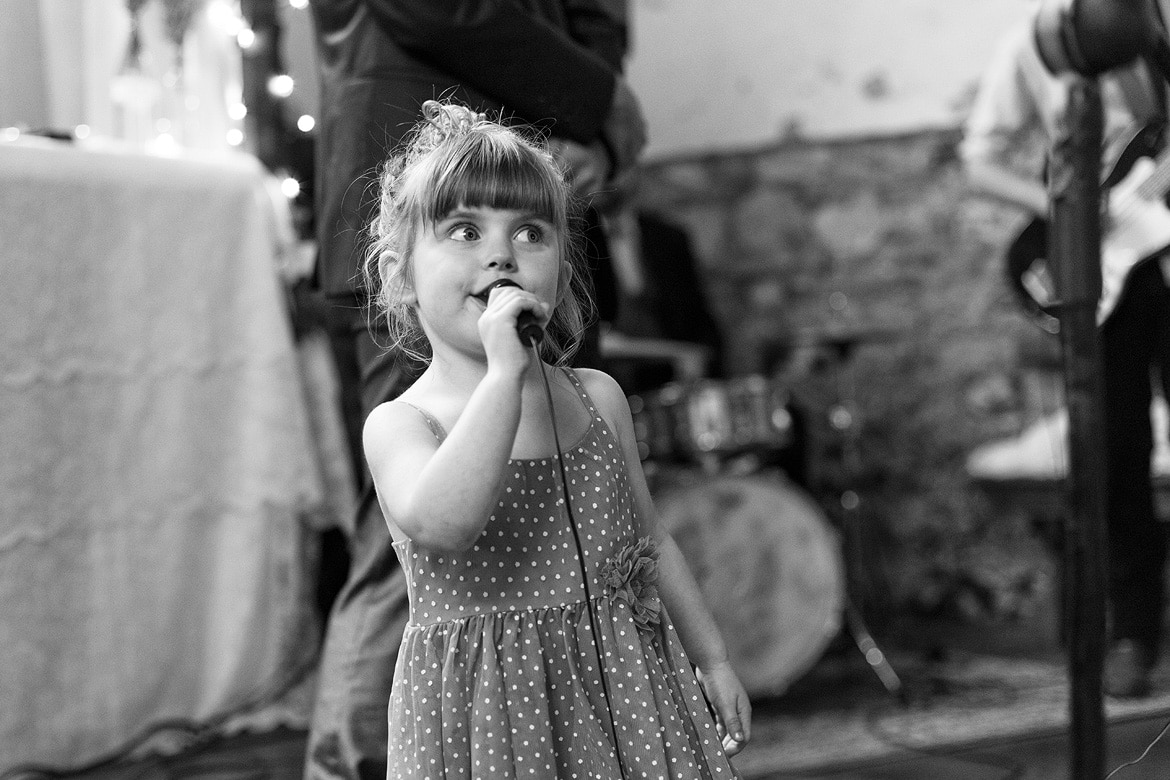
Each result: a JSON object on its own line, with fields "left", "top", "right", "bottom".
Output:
{"left": 362, "top": 100, "right": 751, "bottom": 778}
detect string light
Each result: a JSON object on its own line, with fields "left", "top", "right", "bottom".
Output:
{"left": 153, "top": 132, "right": 180, "bottom": 155}
{"left": 266, "top": 73, "right": 294, "bottom": 98}
{"left": 280, "top": 175, "right": 301, "bottom": 198}
{"left": 230, "top": 0, "right": 312, "bottom": 231}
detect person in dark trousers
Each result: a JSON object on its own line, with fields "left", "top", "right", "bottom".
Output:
{"left": 304, "top": 2, "right": 645, "bottom": 776}
{"left": 961, "top": 4, "right": 1170, "bottom": 698}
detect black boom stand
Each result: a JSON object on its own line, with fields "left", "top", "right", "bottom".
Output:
{"left": 1033, "top": 1, "right": 1170, "bottom": 777}
{"left": 1050, "top": 75, "right": 1109, "bottom": 780}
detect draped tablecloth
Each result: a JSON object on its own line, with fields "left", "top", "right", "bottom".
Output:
{"left": 0, "top": 139, "right": 328, "bottom": 765}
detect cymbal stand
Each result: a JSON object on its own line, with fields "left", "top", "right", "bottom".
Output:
{"left": 821, "top": 330, "right": 904, "bottom": 700}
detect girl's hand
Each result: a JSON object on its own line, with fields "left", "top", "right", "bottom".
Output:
{"left": 695, "top": 660, "right": 751, "bottom": 756}
{"left": 477, "top": 284, "right": 548, "bottom": 374}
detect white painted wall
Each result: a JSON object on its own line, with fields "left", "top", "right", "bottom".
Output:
{"left": 0, "top": 0, "right": 49, "bottom": 129}
{"left": 626, "top": 0, "right": 1030, "bottom": 159}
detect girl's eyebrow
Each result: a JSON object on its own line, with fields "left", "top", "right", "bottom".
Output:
{"left": 436, "top": 208, "right": 477, "bottom": 221}
{"left": 510, "top": 210, "right": 556, "bottom": 225}
{"left": 437, "top": 207, "right": 556, "bottom": 226}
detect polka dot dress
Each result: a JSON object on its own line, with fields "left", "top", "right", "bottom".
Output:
{"left": 387, "top": 369, "right": 739, "bottom": 779}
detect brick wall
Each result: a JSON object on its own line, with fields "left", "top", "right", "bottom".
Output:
{"left": 632, "top": 128, "right": 1061, "bottom": 626}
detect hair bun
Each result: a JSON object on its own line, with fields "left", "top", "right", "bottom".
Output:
{"left": 415, "top": 100, "right": 487, "bottom": 152}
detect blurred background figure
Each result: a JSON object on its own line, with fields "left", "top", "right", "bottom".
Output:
{"left": 600, "top": 182, "right": 726, "bottom": 392}
{"left": 960, "top": 1, "right": 1170, "bottom": 698}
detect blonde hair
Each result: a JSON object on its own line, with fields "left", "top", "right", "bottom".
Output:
{"left": 364, "top": 100, "right": 594, "bottom": 366}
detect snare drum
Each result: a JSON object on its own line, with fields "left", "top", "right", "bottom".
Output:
{"left": 629, "top": 375, "right": 794, "bottom": 462}
{"left": 681, "top": 375, "right": 793, "bottom": 455}
{"left": 655, "top": 474, "right": 844, "bottom": 697}
{"left": 628, "top": 384, "right": 687, "bottom": 462}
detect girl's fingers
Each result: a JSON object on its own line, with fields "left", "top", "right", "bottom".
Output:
{"left": 722, "top": 706, "right": 743, "bottom": 744}
{"left": 487, "top": 287, "right": 545, "bottom": 326}
{"left": 719, "top": 691, "right": 750, "bottom": 755}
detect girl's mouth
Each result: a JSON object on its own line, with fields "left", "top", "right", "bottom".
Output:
{"left": 472, "top": 278, "right": 523, "bottom": 303}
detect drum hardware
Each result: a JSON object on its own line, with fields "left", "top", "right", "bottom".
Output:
{"left": 629, "top": 375, "right": 796, "bottom": 465}
{"left": 625, "top": 322, "right": 907, "bottom": 699}
{"left": 600, "top": 331, "right": 711, "bottom": 383}
{"left": 810, "top": 322, "right": 905, "bottom": 699}
{"left": 654, "top": 473, "right": 846, "bottom": 698}
{"left": 749, "top": 319, "right": 905, "bottom": 698}
{"left": 846, "top": 599, "right": 905, "bottom": 700}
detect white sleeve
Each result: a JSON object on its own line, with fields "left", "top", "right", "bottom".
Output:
{"left": 959, "top": 19, "right": 1047, "bottom": 170}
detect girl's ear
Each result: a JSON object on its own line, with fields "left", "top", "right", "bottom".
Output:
{"left": 394, "top": 252, "right": 418, "bottom": 305}
{"left": 555, "top": 259, "right": 574, "bottom": 304}
{"left": 390, "top": 268, "right": 417, "bottom": 306}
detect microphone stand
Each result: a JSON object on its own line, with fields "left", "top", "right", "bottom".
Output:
{"left": 1047, "top": 78, "right": 1108, "bottom": 780}
{"left": 1033, "top": 1, "right": 1167, "bottom": 776}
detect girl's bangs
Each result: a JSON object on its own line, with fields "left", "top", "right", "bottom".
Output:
{"left": 423, "top": 139, "right": 562, "bottom": 223}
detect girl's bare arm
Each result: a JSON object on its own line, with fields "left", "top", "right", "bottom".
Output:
{"left": 363, "top": 369, "right": 522, "bottom": 552}
{"left": 580, "top": 368, "right": 752, "bottom": 754}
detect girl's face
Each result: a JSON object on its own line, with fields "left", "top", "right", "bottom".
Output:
{"left": 408, "top": 204, "right": 562, "bottom": 356}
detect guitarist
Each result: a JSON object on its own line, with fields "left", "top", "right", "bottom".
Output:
{"left": 961, "top": 1, "right": 1170, "bottom": 698}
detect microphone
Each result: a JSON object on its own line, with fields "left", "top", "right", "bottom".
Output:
{"left": 1034, "top": 0, "right": 1160, "bottom": 77}
{"left": 474, "top": 279, "right": 545, "bottom": 346}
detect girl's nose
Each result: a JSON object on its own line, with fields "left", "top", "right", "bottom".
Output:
{"left": 483, "top": 237, "right": 516, "bottom": 270}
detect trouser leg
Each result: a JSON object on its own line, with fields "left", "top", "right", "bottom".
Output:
{"left": 305, "top": 309, "right": 413, "bottom": 780}
{"left": 1101, "top": 261, "right": 1168, "bottom": 658}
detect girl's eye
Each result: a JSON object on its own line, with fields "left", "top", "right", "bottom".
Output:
{"left": 515, "top": 225, "right": 544, "bottom": 243}
{"left": 448, "top": 224, "right": 480, "bottom": 242}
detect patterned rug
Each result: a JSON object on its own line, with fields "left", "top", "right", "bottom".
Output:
{"left": 731, "top": 650, "right": 1170, "bottom": 778}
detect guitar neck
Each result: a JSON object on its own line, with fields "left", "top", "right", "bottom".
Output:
{"left": 1136, "top": 143, "right": 1170, "bottom": 201}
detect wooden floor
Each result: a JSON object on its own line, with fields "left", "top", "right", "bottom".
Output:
{"left": 7, "top": 727, "right": 309, "bottom": 780}
{"left": 27, "top": 714, "right": 1170, "bottom": 780}
{"left": 750, "top": 714, "right": 1170, "bottom": 779}
{"left": 14, "top": 613, "right": 1170, "bottom": 780}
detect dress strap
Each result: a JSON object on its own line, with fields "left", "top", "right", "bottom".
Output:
{"left": 560, "top": 366, "right": 599, "bottom": 418}
{"left": 395, "top": 401, "right": 447, "bottom": 443}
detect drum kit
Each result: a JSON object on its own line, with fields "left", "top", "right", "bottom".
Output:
{"left": 611, "top": 330, "right": 904, "bottom": 700}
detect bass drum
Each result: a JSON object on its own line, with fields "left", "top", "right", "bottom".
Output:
{"left": 654, "top": 473, "right": 844, "bottom": 698}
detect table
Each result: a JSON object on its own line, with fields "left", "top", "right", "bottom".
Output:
{"left": 968, "top": 404, "right": 1170, "bottom": 648}
{"left": 966, "top": 402, "right": 1170, "bottom": 522}
{"left": 0, "top": 139, "right": 331, "bottom": 766}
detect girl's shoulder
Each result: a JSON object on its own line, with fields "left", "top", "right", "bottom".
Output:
{"left": 363, "top": 393, "right": 446, "bottom": 450}
{"left": 567, "top": 366, "right": 628, "bottom": 418}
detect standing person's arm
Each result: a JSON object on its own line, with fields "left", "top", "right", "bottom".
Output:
{"left": 560, "top": 0, "right": 645, "bottom": 179}
{"left": 562, "top": 0, "right": 629, "bottom": 71}
{"left": 965, "top": 159, "right": 1050, "bottom": 217}
{"left": 361, "top": 0, "right": 645, "bottom": 180}
{"left": 960, "top": 19, "right": 1051, "bottom": 218}
{"left": 361, "top": 0, "right": 618, "bottom": 142}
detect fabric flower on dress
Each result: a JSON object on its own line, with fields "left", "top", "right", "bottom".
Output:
{"left": 600, "top": 536, "right": 661, "bottom": 634}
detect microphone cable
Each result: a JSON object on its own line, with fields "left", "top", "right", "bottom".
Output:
{"left": 531, "top": 338, "right": 628, "bottom": 780}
